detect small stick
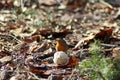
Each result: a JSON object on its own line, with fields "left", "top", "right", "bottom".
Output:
{"left": 101, "top": 43, "right": 117, "bottom": 47}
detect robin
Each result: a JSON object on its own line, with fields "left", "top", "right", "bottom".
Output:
{"left": 56, "top": 38, "right": 68, "bottom": 52}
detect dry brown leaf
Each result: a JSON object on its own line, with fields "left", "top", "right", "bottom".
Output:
{"left": 33, "top": 28, "right": 52, "bottom": 38}
{"left": 67, "top": 0, "right": 86, "bottom": 10}
{"left": 67, "top": 55, "right": 79, "bottom": 67}
{"left": 33, "top": 40, "right": 49, "bottom": 52}
{"left": 23, "top": 35, "right": 43, "bottom": 43}
{"left": 74, "top": 28, "right": 113, "bottom": 49}
{"left": 0, "top": 0, "right": 14, "bottom": 9}
{"left": 31, "top": 35, "right": 43, "bottom": 42}
{"left": 29, "top": 68, "right": 44, "bottom": 74}
{"left": 28, "top": 64, "right": 51, "bottom": 74}
{"left": 23, "top": 37, "right": 34, "bottom": 43}
{"left": 52, "top": 29, "right": 72, "bottom": 38}
{"left": 33, "top": 28, "right": 72, "bottom": 39}
{"left": 94, "top": 28, "right": 113, "bottom": 42}
{"left": 8, "top": 23, "right": 16, "bottom": 29}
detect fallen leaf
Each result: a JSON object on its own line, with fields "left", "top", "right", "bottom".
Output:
{"left": 23, "top": 37, "right": 34, "bottom": 43}
{"left": 74, "top": 28, "right": 113, "bottom": 49}
{"left": 33, "top": 28, "right": 72, "bottom": 39}
{"left": 0, "top": 56, "right": 12, "bottom": 63}
{"left": 67, "top": 55, "right": 79, "bottom": 67}
{"left": 33, "top": 40, "right": 49, "bottom": 52}
{"left": 31, "top": 35, "right": 43, "bottom": 42}
{"left": 10, "top": 26, "right": 36, "bottom": 38}
{"left": 29, "top": 64, "right": 51, "bottom": 73}
{"left": 67, "top": 0, "right": 86, "bottom": 10}
{"left": 30, "top": 68, "right": 44, "bottom": 74}
{"left": 52, "top": 29, "right": 72, "bottom": 39}
{"left": 38, "top": 0, "right": 57, "bottom": 6}
{"left": 23, "top": 35, "right": 43, "bottom": 43}
{"left": 8, "top": 23, "right": 16, "bottom": 29}
{"left": 94, "top": 28, "right": 113, "bottom": 42}
{"left": 33, "top": 28, "right": 52, "bottom": 38}
{"left": 0, "top": 0, "right": 14, "bottom": 9}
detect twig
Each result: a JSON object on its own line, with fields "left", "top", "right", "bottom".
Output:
{"left": 99, "top": 0, "right": 113, "bottom": 9}
{"left": 71, "top": 47, "right": 113, "bottom": 57}
{"left": 71, "top": 49, "right": 88, "bottom": 56}
{"left": 101, "top": 43, "right": 118, "bottom": 47}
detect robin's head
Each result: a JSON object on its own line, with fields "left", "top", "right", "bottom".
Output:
{"left": 56, "top": 38, "right": 62, "bottom": 43}
{"left": 56, "top": 38, "right": 61, "bottom": 41}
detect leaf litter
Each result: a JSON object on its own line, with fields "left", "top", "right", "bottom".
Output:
{"left": 0, "top": 0, "right": 120, "bottom": 80}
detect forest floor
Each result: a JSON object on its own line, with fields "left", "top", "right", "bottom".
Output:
{"left": 0, "top": 0, "right": 120, "bottom": 80}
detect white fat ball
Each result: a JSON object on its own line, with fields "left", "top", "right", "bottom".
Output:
{"left": 53, "top": 51, "right": 69, "bottom": 65}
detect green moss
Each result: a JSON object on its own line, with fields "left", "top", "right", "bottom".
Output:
{"left": 79, "top": 40, "right": 120, "bottom": 80}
